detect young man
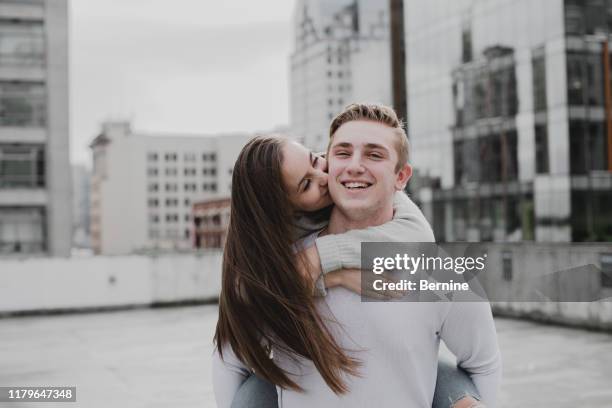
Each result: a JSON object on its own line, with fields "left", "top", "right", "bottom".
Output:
{"left": 275, "top": 104, "right": 502, "bottom": 407}
{"left": 214, "top": 104, "right": 500, "bottom": 408}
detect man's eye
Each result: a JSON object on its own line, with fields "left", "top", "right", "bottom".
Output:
{"left": 370, "top": 153, "right": 383, "bottom": 159}
{"left": 336, "top": 151, "right": 349, "bottom": 157}
{"left": 303, "top": 179, "right": 311, "bottom": 191}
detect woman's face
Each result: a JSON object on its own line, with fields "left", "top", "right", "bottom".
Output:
{"left": 281, "top": 141, "right": 333, "bottom": 212}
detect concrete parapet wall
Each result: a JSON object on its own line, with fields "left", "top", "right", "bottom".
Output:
{"left": 2, "top": 244, "right": 612, "bottom": 331}
{"left": 480, "top": 243, "right": 612, "bottom": 330}
{"left": 0, "top": 252, "right": 222, "bottom": 315}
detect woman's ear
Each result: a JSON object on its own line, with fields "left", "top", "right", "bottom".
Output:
{"left": 395, "top": 164, "right": 412, "bottom": 191}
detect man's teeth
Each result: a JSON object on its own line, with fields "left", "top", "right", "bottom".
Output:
{"left": 343, "top": 182, "right": 370, "bottom": 189}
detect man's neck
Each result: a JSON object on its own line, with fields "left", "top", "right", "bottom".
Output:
{"left": 327, "top": 205, "right": 393, "bottom": 234}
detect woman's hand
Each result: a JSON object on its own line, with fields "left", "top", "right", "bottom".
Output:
{"left": 325, "top": 269, "right": 403, "bottom": 300}
{"left": 296, "top": 245, "right": 322, "bottom": 283}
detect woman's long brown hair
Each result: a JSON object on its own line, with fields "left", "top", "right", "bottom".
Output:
{"left": 214, "top": 136, "right": 360, "bottom": 394}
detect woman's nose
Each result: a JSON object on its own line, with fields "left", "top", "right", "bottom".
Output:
{"left": 317, "top": 155, "right": 328, "bottom": 172}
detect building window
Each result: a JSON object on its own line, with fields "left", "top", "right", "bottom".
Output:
{"left": 148, "top": 183, "right": 159, "bottom": 192}
{"left": 0, "top": 207, "right": 45, "bottom": 254}
{"left": 502, "top": 251, "right": 513, "bottom": 281}
{"left": 570, "top": 190, "right": 612, "bottom": 241}
{"left": 211, "top": 182, "right": 217, "bottom": 192}
{"left": 184, "top": 153, "right": 196, "bottom": 162}
{"left": 165, "top": 198, "right": 178, "bottom": 207}
{"left": 184, "top": 168, "right": 196, "bottom": 176}
{"left": 601, "top": 254, "right": 612, "bottom": 288}
{"left": 165, "top": 214, "right": 179, "bottom": 222}
{"left": 0, "top": 21, "right": 45, "bottom": 68}
{"left": 532, "top": 51, "right": 547, "bottom": 112}
{"left": 535, "top": 124, "right": 549, "bottom": 174}
{"left": 454, "top": 131, "right": 518, "bottom": 185}
{"left": 569, "top": 120, "right": 608, "bottom": 174}
{"left": 165, "top": 183, "right": 177, "bottom": 192}
{"left": 147, "top": 152, "right": 158, "bottom": 162}
{"left": 461, "top": 25, "right": 472, "bottom": 63}
{"left": 165, "top": 168, "right": 177, "bottom": 176}
{"left": 210, "top": 153, "right": 216, "bottom": 161}
{"left": 184, "top": 198, "right": 190, "bottom": 207}
{"left": 565, "top": 0, "right": 610, "bottom": 36}
{"left": 0, "top": 144, "right": 45, "bottom": 188}
{"left": 0, "top": 81, "right": 46, "bottom": 126}
{"left": 149, "top": 214, "right": 159, "bottom": 223}
{"left": 184, "top": 183, "right": 196, "bottom": 192}
{"left": 210, "top": 168, "right": 217, "bottom": 176}
{"left": 164, "top": 153, "right": 177, "bottom": 162}
{"left": 566, "top": 51, "right": 605, "bottom": 107}
{"left": 147, "top": 168, "right": 158, "bottom": 176}
{"left": 147, "top": 198, "right": 159, "bottom": 208}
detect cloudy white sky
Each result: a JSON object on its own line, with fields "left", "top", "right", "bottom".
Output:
{"left": 70, "top": 0, "right": 295, "bottom": 166}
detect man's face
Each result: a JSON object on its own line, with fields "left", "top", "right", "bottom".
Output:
{"left": 327, "top": 120, "right": 412, "bottom": 218}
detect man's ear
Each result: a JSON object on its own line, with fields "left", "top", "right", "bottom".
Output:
{"left": 395, "top": 164, "right": 412, "bottom": 190}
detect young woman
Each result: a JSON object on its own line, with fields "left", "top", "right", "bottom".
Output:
{"left": 213, "top": 136, "right": 484, "bottom": 408}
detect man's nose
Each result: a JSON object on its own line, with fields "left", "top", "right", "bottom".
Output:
{"left": 346, "top": 154, "right": 365, "bottom": 174}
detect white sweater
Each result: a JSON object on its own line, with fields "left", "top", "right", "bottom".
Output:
{"left": 213, "top": 193, "right": 502, "bottom": 407}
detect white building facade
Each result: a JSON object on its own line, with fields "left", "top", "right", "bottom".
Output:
{"left": 90, "top": 121, "right": 251, "bottom": 255}
{"left": 0, "top": 0, "right": 71, "bottom": 256}
{"left": 71, "top": 164, "right": 91, "bottom": 250}
{"left": 290, "top": 0, "right": 392, "bottom": 152}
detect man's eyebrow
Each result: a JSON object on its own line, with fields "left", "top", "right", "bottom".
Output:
{"left": 364, "top": 143, "right": 389, "bottom": 152}
{"left": 296, "top": 151, "right": 313, "bottom": 193}
{"left": 331, "top": 142, "right": 353, "bottom": 149}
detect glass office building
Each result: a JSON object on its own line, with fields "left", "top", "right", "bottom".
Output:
{"left": 406, "top": 0, "right": 612, "bottom": 242}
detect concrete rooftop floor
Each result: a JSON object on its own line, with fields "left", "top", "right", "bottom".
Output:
{"left": 0, "top": 305, "right": 611, "bottom": 408}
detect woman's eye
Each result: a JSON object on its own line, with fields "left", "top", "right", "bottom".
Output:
{"left": 336, "top": 151, "right": 349, "bottom": 157}
{"left": 303, "top": 179, "right": 311, "bottom": 191}
{"left": 370, "top": 153, "right": 383, "bottom": 159}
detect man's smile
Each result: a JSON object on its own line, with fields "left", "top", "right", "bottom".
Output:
{"left": 340, "top": 180, "right": 374, "bottom": 190}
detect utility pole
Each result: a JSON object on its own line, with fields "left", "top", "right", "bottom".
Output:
{"left": 389, "top": 0, "right": 407, "bottom": 125}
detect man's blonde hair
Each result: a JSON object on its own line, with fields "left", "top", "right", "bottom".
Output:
{"left": 328, "top": 103, "right": 409, "bottom": 172}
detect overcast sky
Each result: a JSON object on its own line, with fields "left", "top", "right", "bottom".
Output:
{"left": 70, "top": 0, "right": 295, "bottom": 166}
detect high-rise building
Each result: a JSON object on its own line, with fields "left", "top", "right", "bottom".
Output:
{"left": 0, "top": 0, "right": 71, "bottom": 256}
{"left": 290, "top": 0, "right": 392, "bottom": 152}
{"left": 89, "top": 121, "right": 251, "bottom": 255}
{"left": 406, "top": 0, "right": 612, "bottom": 243}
